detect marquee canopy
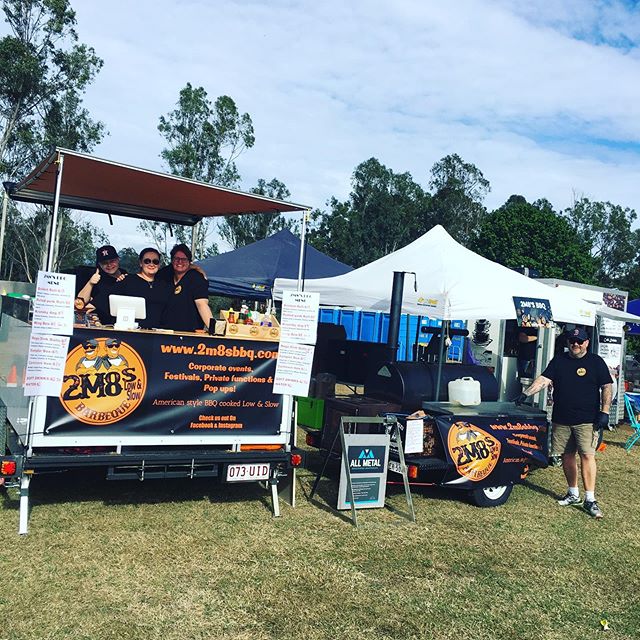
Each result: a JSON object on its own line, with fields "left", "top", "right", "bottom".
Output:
{"left": 196, "top": 229, "right": 352, "bottom": 300}
{"left": 274, "top": 225, "right": 637, "bottom": 325}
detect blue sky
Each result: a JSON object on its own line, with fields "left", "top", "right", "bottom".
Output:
{"left": 5, "top": 0, "right": 640, "bottom": 250}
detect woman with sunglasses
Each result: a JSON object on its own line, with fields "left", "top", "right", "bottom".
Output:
{"left": 113, "top": 248, "right": 172, "bottom": 328}
{"left": 157, "top": 243, "right": 213, "bottom": 332}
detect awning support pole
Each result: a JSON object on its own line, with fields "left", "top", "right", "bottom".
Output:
{"left": 190, "top": 223, "right": 198, "bottom": 260}
{"left": 296, "top": 210, "right": 310, "bottom": 292}
{"left": 0, "top": 190, "right": 8, "bottom": 275}
{"left": 46, "top": 153, "right": 65, "bottom": 270}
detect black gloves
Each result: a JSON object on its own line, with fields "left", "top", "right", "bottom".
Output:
{"left": 594, "top": 411, "right": 609, "bottom": 431}
{"left": 514, "top": 393, "right": 528, "bottom": 406}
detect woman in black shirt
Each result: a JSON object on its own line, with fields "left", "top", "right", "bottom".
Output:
{"left": 113, "top": 248, "right": 172, "bottom": 328}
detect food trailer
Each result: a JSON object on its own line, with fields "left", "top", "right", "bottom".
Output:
{"left": 0, "top": 148, "right": 310, "bottom": 533}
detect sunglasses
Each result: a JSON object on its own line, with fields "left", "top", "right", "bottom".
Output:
{"left": 172, "top": 257, "right": 190, "bottom": 263}
{"left": 568, "top": 338, "right": 586, "bottom": 345}
{"left": 142, "top": 258, "right": 160, "bottom": 265}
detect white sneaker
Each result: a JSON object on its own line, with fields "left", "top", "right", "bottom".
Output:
{"left": 557, "top": 492, "right": 581, "bottom": 506}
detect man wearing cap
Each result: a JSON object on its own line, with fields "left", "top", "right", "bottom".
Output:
{"left": 515, "top": 327, "right": 612, "bottom": 519}
{"left": 76, "top": 245, "right": 128, "bottom": 324}
{"left": 157, "top": 243, "right": 213, "bottom": 332}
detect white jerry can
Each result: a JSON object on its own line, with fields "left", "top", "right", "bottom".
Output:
{"left": 448, "top": 377, "right": 481, "bottom": 406}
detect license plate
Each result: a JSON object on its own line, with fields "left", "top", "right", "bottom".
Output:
{"left": 226, "top": 463, "right": 270, "bottom": 482}
{"left": 388, "top": 460, "right": 403, "bottom": 475}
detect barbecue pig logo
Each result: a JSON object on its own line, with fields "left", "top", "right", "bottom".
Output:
{"left": 447, "top": 421, "right": 501, "bottom": 482}
{"left": 59, "top": 337, "right": 147, "bottom": 425}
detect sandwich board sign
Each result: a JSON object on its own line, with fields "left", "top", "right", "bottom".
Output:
{"left": 337, "top": 433, "right": 390, "bottom": 510}
{"left": 309, "top": 416, "right": 415, "bottom": 528}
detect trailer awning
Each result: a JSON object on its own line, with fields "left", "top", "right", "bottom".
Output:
{"left": 4, "top": 148, "right": 309, "bottom": 225}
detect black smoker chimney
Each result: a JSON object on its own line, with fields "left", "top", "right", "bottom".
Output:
{"left": 386, "top": 271, "right": 405, "bottom": 363}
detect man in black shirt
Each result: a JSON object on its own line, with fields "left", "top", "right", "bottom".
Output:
{"left": 76, "top": 245, "right": 128, "bottom": 324}
{"left": 516, "top": 327, "right": 612, "bottom": 519}
{"left": 517, "top": 326, "right": 538, "bottom": 378}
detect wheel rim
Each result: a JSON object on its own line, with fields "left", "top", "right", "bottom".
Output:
{"left": 483, "top": 486, "right": 507, "bottom": 500}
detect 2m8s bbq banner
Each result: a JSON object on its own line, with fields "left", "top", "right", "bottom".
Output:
{"left": 45, "top": 329, "right": 282, "bottom": 436}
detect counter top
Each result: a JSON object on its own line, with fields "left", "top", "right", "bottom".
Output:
{"left": 421, "top": 401, "right": 548, "bottom": 418}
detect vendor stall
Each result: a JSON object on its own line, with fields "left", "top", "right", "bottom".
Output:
{"left": 0, "top": 148, "right": 311, "bottom": 533}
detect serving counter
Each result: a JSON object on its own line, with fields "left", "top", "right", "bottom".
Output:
{"left": 25, "top": 325, "right": 289, "bottom": 448}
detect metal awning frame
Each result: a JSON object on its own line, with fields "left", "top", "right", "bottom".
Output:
{"left": 2, "top": 148, "right": 311, "bottom": 272}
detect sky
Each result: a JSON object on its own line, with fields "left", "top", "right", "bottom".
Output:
{"left": 8, "top": 0, "right": 640, "bottom": 251}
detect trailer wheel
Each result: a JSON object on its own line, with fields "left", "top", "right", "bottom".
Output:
{"left": 470, "top": 484, "right": 513, "bottom": 507}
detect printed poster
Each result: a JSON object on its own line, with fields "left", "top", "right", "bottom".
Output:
{"left": 279, "top": 291, "right": 320, "bottom": 345}
{"left": 513, "top": 296, "right": 553, "bottom": 328}
{"left": 272, "top": 342, "right": 315, "bottom": 397}
{"left": 32, "top": 271, "right": 75, "bottom": 335}
{"left": 24, "top": 333, "right": 70, "bottom": 397}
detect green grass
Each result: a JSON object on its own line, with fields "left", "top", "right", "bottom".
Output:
{"left": 1, "top": 426, "right": 640, "bottom": 640}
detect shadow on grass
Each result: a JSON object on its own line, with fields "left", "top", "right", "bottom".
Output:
{"left": 521, "top": 478, "right": 558, "bottom": 499}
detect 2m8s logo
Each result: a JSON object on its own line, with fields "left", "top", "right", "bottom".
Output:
{"left": 60, "top": 337, "right": 147, "bottom": 425}
{"left": 447, "top": 421, "right": 501, "bottom": 482}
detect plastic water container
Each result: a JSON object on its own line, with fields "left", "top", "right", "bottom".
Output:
{"left": 448, "top": 377, "right": 481, "bottom": 406}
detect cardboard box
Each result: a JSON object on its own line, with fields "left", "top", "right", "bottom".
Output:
{"left": 219, "top": 310, "right": 280, "bottom": 341}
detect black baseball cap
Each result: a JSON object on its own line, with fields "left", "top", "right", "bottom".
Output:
{"left": 96, "top": 245, "right": 118, "bottom": 264}
{"left": 567, "top": 327, "right": 589, "bottom": 341}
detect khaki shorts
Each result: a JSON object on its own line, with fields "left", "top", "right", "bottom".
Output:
{"left": 551, "top": 422, "right": 599, "bottom": 456}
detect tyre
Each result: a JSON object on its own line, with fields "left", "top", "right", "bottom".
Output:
{"left": 470, "top": 484, "right": 513, "bottom": 507}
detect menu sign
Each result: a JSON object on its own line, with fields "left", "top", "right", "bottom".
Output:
{"left": 32, "top": 271, "right": 75, "bottom": 335}
{"left": 279, "top": 291, "right": 320, "bottom": 345}
{"left": 24, "top": 333, "right": 70, "bottom": 396}
{"left": 272, "top": 342, "right": 315, "bottom": 396}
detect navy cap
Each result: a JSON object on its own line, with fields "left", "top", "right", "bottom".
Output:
{"left": 96, "top": 245, "right": 118, "bottom": 264}
{"left": 567, "top": 327, "right": 589, "bottom": 341}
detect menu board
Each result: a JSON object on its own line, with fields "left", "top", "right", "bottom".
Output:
{"left": 32, "top": 271, "right": 75, "bottom": 336}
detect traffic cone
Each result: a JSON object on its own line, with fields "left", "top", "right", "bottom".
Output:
{"left": 6, "top": 364, "right": 17, "bottom": 387}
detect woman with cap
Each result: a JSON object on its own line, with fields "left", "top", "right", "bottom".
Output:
{"left": 76, "top": 245, "right": 128, "bottom": 324}
{"left": 113, "top": 247, "right": 172, "bottom": 329}
{"left": 157, "top": 243, "right": 213, "bottom": 332}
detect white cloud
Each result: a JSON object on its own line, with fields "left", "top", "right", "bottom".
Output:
{"left": 4, "top": 0, "right": 640, "bottom": 250}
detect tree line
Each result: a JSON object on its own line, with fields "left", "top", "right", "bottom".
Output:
{"left": 1, "top": 0, "right": 639, "bottom": 300}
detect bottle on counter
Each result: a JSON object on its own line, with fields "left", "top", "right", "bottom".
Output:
{"left": 227, "top": 307, "right": 236, "bottom": 323}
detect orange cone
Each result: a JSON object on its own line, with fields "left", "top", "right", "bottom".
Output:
{"left": 6, "top": 364, "right": 17, "bottom": 387}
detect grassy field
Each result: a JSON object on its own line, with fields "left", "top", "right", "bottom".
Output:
{"left": 1, "top": 425, "right": 639, "bottom": 640}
